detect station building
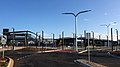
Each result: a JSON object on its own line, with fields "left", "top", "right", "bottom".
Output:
{"left": 0, "top": 29, "right": 119, "bottom": 47}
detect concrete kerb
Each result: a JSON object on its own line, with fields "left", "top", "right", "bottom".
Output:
{"left": 6, "top": 57, "right": 14, "bottom": 67}
{"left": 77, "top": 50, "right": 107, "bottom": 67}
{"left": 75, "top": 59, "right": 107, "bottom": 67}
{"left": 74, "top": 59, "right": 91, "bottom": 67}
{"left": 107, "top": 52, "right": 120, "bottom": 58}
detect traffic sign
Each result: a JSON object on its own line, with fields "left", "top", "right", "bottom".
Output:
{"left": 1, "top": 35, "right": 7, "bottom": 59}
{"left": 1, "top": 35, "right": 7, "bottom": 44}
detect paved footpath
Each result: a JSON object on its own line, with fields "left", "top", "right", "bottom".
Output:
{"left": 0, "top": 46, "right": 25, "bottom": 51}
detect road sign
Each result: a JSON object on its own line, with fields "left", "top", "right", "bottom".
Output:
{"left": 1, "top": 35, "right": 7, "bottom": 59}
{"left": 1, "top": 35, "right": 7, "bottom": 44}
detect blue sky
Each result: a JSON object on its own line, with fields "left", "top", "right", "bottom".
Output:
{"left": 0, "top": 0, "right": 120, "bottom": 38}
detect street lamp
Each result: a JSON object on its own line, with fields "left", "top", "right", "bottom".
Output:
{"left": 62, "top": 10, "right": 91, "bottom": 51}
{"left": 100, "top": 24, "right": 110, "bottom": 47}
{"left": 100, "top": 22, "right": 116, "bottom": 47}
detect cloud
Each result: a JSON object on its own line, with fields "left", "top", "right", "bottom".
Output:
{"left": 104, "top": 13, "right": 108, "bottom": 15}
{"left": 83, "top": 19, "right": 89, "bottom": 21}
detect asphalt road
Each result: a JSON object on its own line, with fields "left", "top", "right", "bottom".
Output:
{"left": 1, "top": 48, "right": 120, "bottom": 67}
{"left": 0, "top": 49, "right": 83, "bottom": 67}
{"left": 13, "top": 52, "right": 82, "bottom": 67}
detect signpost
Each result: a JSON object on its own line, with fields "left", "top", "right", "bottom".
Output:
{"left": 1, "top": 35, "right": 7, "bottom": 58}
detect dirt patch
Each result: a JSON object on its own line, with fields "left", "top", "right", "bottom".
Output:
{"left": 110, "top": 51, "right": 120, "bottom": 56}
{"left": 0, "top": 56, "right": 9, "bottom": 67}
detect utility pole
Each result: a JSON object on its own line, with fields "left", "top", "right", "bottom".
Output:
{"left": 25, "top": 32, "right": 27, "bottom": 46}
{"left": 116, "top": 29, "right": 118, "bottom": 51}
{"left": 86, "top": 33, "right": 91, "bottom": 63}
{"left": 99, "top": 34, "right": 101, "bottom": 40}
{"left": 91, "top": 31, "right": 94, "bottom": 49}
{"left": 38, "top": 35, "right": 41, "bottom": 46}
{"left": 36, "top": 32, "right": 38, "bottom": 48}
{"left": 72, "top": 33, "right": 75, "bottom": 50}
{"left": 53, "top": 33, "right": 55, "bottom": 47}
{"left": 84, "top": 30, "right": 87, "bottom": 49}
{"left": 42, "top": 31, "right": 44, "bottom": 48}
{"left": 51, "top": 33, "right": 55, "bottom": 47}
{"left": 12, "top": 28, "right": 15, "bottom": 50}
{"left": 111, "top": 28, "right": 113, "bottom": 51}
{"left": 62, "top": 32, "right": 64, "bottom": 50}
{"left": 59, "top": 34, "right": 61, "bottom": 48}
{"left": 79, "top": 34, "right": 82, "bottom": 47}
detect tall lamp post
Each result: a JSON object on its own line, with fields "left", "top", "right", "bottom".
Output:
{"left": 100, "top": 22, "right": 116, "bottom": 47}
{"left": 100, "top": 24, "right": 110, "bottom": 47}
{"left": 62, "top": 10, "right": 91, "bottom": 51}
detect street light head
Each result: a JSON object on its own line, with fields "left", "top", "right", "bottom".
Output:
{"left": 111, "top": 22, "right": 117, "bottom": 25}
{"left": 79, "top": 10, "right": 91, "bottom": 13}
{"left": 62, "top": 13, "right": 75, "bottom": 16}
{"left": 115, "top": 29, "right": 118, "bottom": 31}
{"left": 100, "top": 24, "right": 107, "bottom": 26}
{"left": 114, "top": 22, "right": 117, "bottom": 24}
{"left": 76, "top": 10, "right": 91, "bottom": 17}
{"left": 91, "top": 31, "right": 93, "bottom": 32}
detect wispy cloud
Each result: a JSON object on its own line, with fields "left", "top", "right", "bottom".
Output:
{"left": 104, "top": 13, "right": 108, "bottom": 15}
{"left": 83, "top": 19, "right": 89, "bottom": 21}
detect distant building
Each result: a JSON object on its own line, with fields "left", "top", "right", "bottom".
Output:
{"left": 2, "top": 28, "right": 36, "bottom": 46}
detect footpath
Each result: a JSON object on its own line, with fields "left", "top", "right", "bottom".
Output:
{"left": 0, "top": 46, "right": 25, "bottom": 51}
